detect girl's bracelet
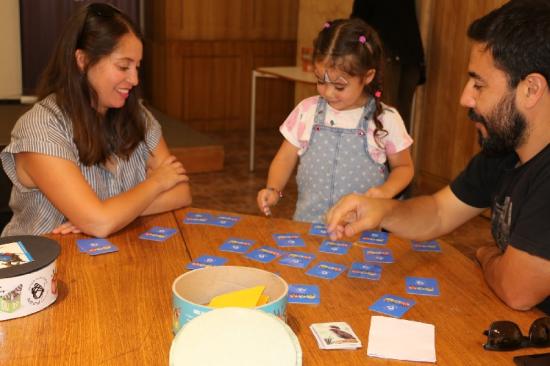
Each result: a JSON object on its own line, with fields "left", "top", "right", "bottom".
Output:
{"left": 266, "top": 187, "right": 284, "bottom": 199}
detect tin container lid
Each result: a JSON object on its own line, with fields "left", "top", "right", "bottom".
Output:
{"left": 0, "top": 236, "right": 61, "bottom": 279}
{"left": 170, "top": 307, "right": 302, "bottom": 366}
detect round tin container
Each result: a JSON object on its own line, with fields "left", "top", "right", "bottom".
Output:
{"left": 0, "top": 236, "right": 60, "bottom": 321}
{"left": 172, "top": 265, "right": 288, "bottom": 334}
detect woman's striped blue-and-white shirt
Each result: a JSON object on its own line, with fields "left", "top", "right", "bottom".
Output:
{"left": 0, "top": 94, "right": 162, "bottom": 237}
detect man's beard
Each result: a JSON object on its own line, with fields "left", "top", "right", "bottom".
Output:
{"left": 467, "top": 92, "right": 528, "bottom": 157}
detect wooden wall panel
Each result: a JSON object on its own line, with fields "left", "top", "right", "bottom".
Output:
{"left": 415, "top": 0, "right": 508, "bottom": 194}
{"left": 143, "top": 0, "right": 298, "bottom": 132}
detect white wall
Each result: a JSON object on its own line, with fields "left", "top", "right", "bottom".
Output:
{"left": 0, "top": 0, "right": 22, "bottom": 99}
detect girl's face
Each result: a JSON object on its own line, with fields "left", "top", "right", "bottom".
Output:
{"left": 76, "top": 32, "right": 142, "bottom": 114}
{"left": 313, "top": 61, "right": 374, "bottom": 111}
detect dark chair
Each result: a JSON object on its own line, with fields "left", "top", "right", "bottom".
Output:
{"left": 0, "top": 147, "right": 13, "bottom": 233}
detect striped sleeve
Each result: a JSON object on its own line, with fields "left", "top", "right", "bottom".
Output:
{"left": 141, "top": 104, "right": 162, "bottom": 151}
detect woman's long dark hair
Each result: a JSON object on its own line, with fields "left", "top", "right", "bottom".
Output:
{"left": 37, "top": 2, "right": 146, "bottom": 166}
{"left": 313, "top": 18, "right": 388, "bottom": 146}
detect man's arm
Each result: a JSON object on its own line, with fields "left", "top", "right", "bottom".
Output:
{"left": 326, "top": 186, "right": 484, "bottom": 240}
{"left": 477, "top": 245, "right": 550, "bottom": 310}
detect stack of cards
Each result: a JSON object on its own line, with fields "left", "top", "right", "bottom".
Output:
{"left": 310, "top": 322, "right": 362, "bottom": 349}
{"left": 306, "top": 261, "right": 346, "bottom": 280}
{"left": 369, "top": 294, "right": 416, "bottom": 318}
{"left": 319, "top": 240, "right": 352, "bottom": 255}
{"left": 288, "top": 284, "right": 320, "bottom": 305}
{"left": 77, "top": 239, "right": 119, "bottom": 256}
{"left": 183, "top": 212, "right": 240, "bottom": 228}
{"left": 273, "top": 233, "right": 305, "bottom": 248}
{"left": 219, "top": 238, "right": 254, "bottom": 253}
{"left": 309, "top": 223, "right": 328, "bottom": 237}
{"left": 245, "top": 246, "right": 284, "bottom": 263}
{"left": 139, "top": 226, "right": 177, "bottom": 242}
{"left": 359, "top": 231, "right": 388, "bottom": 245}
{"left": 411, "top": 240, "right": 441, "bottom": 252}
{"left": 187, "top": 255, "right": 228, "bottom": 270}
{"left": 279, "top": 251, "right": 315, "bottom": 268}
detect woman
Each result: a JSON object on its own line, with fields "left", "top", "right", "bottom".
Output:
{"left": 0, "top": 3, "right": 191, "bottom": 237}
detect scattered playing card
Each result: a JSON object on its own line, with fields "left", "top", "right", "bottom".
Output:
{"left": 279, "top": 251, "right": 315, "bottom": 268}
{"left": 405, "top": 277, "right": 440, "bottom": 296}
{"left": 183, "top": 212, "right": 213, "bottom": 225}
{"left": 273, "top": 233, "right": 306, "bottom": 248}
{"left": 306, "top": 261, "right": 346, "bottom": 280}
{"left": 369, "top": 294, "right": 416, "bottom": 318}
{"left": 219, "top": 238, "right": 254, "bottom": 253}
{"left": 310, "top": 322, "right": 362, "bottom": 349}
{"left": 363, "top": 248, "right": 394, "bottom": 263}
{"left": 309, "top": 223, "right": 328, "bottom": 237}
{"left": 77, "top": 238, "right": 118, "bottom": 255}
{"left": 139, "top": 226, "right": 177, "bottom": 242}
{"left": 0, "top": 241, "right": 34, "bottom": 268}
{"left": 187, "top": 255, "right": 228, "bottom": 270}
{"left": 245, "top": 246, "right": 284, "bottom": 263}
{"left": 359, "top": 231, "right": 389, "bottom": 245}
{"left": 210, "top": 215, "right": 240, "bottom": 228}
{"left": 411, "top": 240, "right": 442, "bottom": 252}
{"left": 319, "top": 240, "right": 352, "bottom": 255}
{"left": 347, "top": 262, "right": 382, "bottom": 280}
{"left": 288, "top": 284, "right": 320, "bottom": 304}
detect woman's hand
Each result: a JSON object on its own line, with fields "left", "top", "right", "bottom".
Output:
{"left": 52, "top": 221, "right": 82, "bottom": 235}
{"left": 147, "top": 155, "right": 189, "bottom": 192}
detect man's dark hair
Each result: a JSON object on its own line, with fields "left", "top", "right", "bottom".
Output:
{"left": 468, "top": 0, "right": 550, "bottom": 88}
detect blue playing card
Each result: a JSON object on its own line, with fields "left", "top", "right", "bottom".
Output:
{"left": 363, "top": 248, "right": 394, "bottom": 263}
{"left": 318, "top": 240, "right": 352, "bottom": 255}
{"left": 309, "top": 223, "right": 328, "bottom": 237}
{"left": 273, "top": 233, "right": 306, "bottom": 248}
{"left": 288, "top": 284, "right": 320, "bottom": 304}
{"left": 139, "top": 226, "right": 177, "bottom": 242}
{"left": 187, "top": 255, "right": 228, "bottom": 270}
{"left": 369, "top": 294, "right": 416, "bottom": 318}
{"left": 219, "top": 238, "right": 254, "bottom": 253}
{"left": 347, "top": 262, "right": 382, "bottom": 280}
{"left": 278, "top": 251, "right": 315, "bottom": 268}
{"left": 183, "top": 212, "right": 214, "bottom": 225}
{"left": 359, "top": 231, "right": 388, "bottom": 245}
{"left": 77, "top": 238, "right": 116, "bottom": 254}
{"left": 412, "top": 240, "right": 442, "bottom": 252}
{"left": 406, "top": 277, "right": 440, "bottom": 296}
{"left": 245, "top": 246, "right": 284, "bottom": 263}
{"left": 306, "top": 261, "right": 346, "bottom": 280}
{"left": 210, "top": 215, "right": 240, "bottom": 228}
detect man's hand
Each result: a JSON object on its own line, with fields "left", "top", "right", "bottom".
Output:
{"left": 325, "top": 193, "right": 394, "bottom": 240}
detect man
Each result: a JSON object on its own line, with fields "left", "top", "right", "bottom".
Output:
{"left": 326, "top": 0, "right": 550, "bottom": 314}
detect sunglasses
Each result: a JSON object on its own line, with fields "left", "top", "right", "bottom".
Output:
{"left": 483, "top": 317, "right": 550, "bottom": 351}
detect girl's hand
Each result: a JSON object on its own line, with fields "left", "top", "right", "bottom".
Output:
{"left": 52, "top": 221, "right": 82, "bottom": 235}
{"left": 257, "top": 188, "right": 280, "bottom": 216}
{"left": 147, "top": 155, "right": 189, "bottom": 192}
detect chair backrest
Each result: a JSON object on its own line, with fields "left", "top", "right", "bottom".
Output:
{"left": 0, "top": 146, "right": 13, "bottom": 233}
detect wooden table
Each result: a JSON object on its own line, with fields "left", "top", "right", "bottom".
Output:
{"left": 249, "top": 66, "right": 317, "bottom": 171}
{"left": 1, "top": 207, "right": 547, "bottom": 365}
{"left": 174, "top": 208, "right": 547, "bottom": 365}
{"left": 0, "top": 212, "right": 190, "bottom": 365}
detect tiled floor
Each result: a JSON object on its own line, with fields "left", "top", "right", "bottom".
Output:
{"left": 190, "top": 128, "right": 494, "bottom": 262}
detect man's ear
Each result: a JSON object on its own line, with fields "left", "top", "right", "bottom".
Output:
{"left": 521, "top": 73, "right": 547, "bottom": 108}
{"left": 363, "top": 69, "right": 376, "bottom": 85}
{"left": 75, "top": 49, "right": 87, "bottom": 72}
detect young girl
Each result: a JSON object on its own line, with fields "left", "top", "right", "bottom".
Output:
{"left": 257, "top": 18, "right": 414, "bottom": 223}
{"left": 0, "top": 3, "right": 191, "bottom": 237}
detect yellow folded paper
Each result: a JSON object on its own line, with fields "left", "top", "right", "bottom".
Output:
{"left": 208, "top": 285, "right": 266, "bottom": 308}
{"left": 256, "top": 294, "right": 270, "bottom": 306}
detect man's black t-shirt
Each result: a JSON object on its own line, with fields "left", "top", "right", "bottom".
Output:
{"left": 450, "top": 144, "right": 550, "bottom": 314}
